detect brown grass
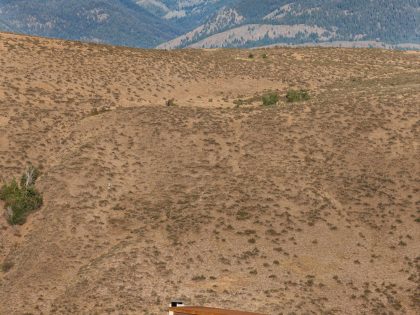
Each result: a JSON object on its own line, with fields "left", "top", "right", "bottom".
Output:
{"left": 0, "top": 32, "right": 419, "bottom": 314}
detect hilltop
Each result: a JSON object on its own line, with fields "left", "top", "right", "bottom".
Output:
{"left": 0, "top": 32, "right": 419, "bottom": 314}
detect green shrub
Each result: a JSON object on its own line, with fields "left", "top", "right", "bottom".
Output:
{"left": 262, "top": 92, "right": 279, "bottom": 106}
{"left": 248, "top": 53, "right": 254, "bottom": 59}
{"left": 286, "top": 89, "right": 310, "bottom": 102}
{"left": 262, "top": 53, "right": 268, "bottom": 59}
{"left": 0, "top": 166, "right": 43, "bottom": 225}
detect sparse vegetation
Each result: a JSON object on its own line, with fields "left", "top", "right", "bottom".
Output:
{"left": 286, "top": 89, "right": 310, "bottom": 102}
{"left": 233, "top": 94, "right": 262, "bottom": 107}
{"left": 0, "top": 166, "right": 43, "bottom": 225}
{"left": 192, "top": 275, "right": 206, "bottom": 281}
{"left": 248, "top": 53, "right": 254, "bottom": 59}
{"left": 165, "top": 98, "right": 176, "bottom": 106}
{"left": 0, "top": 32, "right": 419, "bottom": 315}
{"left": 89, "top": 106, "right": 110, "bottom": 116}
{"left": 262, "top": 92, "right": 279, "bottom": 106}
{"left": 233, "top": 99, "right": 245, "bottom": 107}
{"left": 1, "top": 261, "right": 14, "bottom": 273}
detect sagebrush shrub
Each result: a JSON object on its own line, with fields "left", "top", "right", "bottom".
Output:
{"left": 286, "top": 89, "right": 310, "bottom": 102}
{"left": 1, "top": 261, "right": 14, "bottom": 273}
{"left": 262, "top": 92, "right": 279, "bottom": 106}
{"left": 165, "top": 98, "right": 175, "bottom": 106}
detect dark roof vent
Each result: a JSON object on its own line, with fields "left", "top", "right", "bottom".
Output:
{"left": 171, "top": 301, "right": 184, "bottom": 307}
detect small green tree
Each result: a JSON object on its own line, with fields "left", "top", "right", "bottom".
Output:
{"left": 0, "top": 166, "right": 43, "bottom": 225}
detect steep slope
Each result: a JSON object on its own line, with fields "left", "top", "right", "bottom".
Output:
{"left": 0, "top": 32, "right": 419, "bottom": 314}
{"left": 158, "top": 6, "right": 246, "bottom": 49}
{"left": 0, "top": 0, "right": 181, "bottom": 47}
{"left": 159, "top": 0, "right": 420, "bottom": 48}
{"left": 135, "top": 0, "right": 230, "bottom": 28}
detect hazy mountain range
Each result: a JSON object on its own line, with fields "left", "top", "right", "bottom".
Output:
{"left": 0, "top": 0, "right": 419, "bottom": 49}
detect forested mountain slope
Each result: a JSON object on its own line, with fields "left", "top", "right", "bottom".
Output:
{"left": 0, "top": 0, "right": 418, "bottom": 48}
{"left": 0, "top": 0, "right": 181, "bottom": 47}
{"left": 159, "top": 0, "right": 420, "bottom": 49}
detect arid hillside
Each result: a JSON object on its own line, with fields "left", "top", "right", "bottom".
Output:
{"left": 0, "top": 32, "right": 419, "bottom": 314}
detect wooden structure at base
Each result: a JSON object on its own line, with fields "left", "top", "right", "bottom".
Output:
{"left": 168, "top": 306, "right": 266, "bottom": 315}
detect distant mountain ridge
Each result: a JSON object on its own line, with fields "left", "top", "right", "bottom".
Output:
{"left": 0, "top": 0, "right": 183, "bottom": 47}
{"left": 159, "top": 0, "right": 420, "bottom": 49}
{"left": 0, "top": 0, "right": 419, "bottom": 48}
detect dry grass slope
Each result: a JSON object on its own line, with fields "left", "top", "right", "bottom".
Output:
{"left": 0, "top": 32, "right": 419, "bottom": 314}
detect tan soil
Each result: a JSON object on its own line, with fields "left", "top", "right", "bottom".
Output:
{"left": 0, "top": 32, "right": 419, "bottom": 314}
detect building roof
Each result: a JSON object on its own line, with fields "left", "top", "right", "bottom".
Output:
{"left": 168, "top": 306, "right": 266, "bottom": 315}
